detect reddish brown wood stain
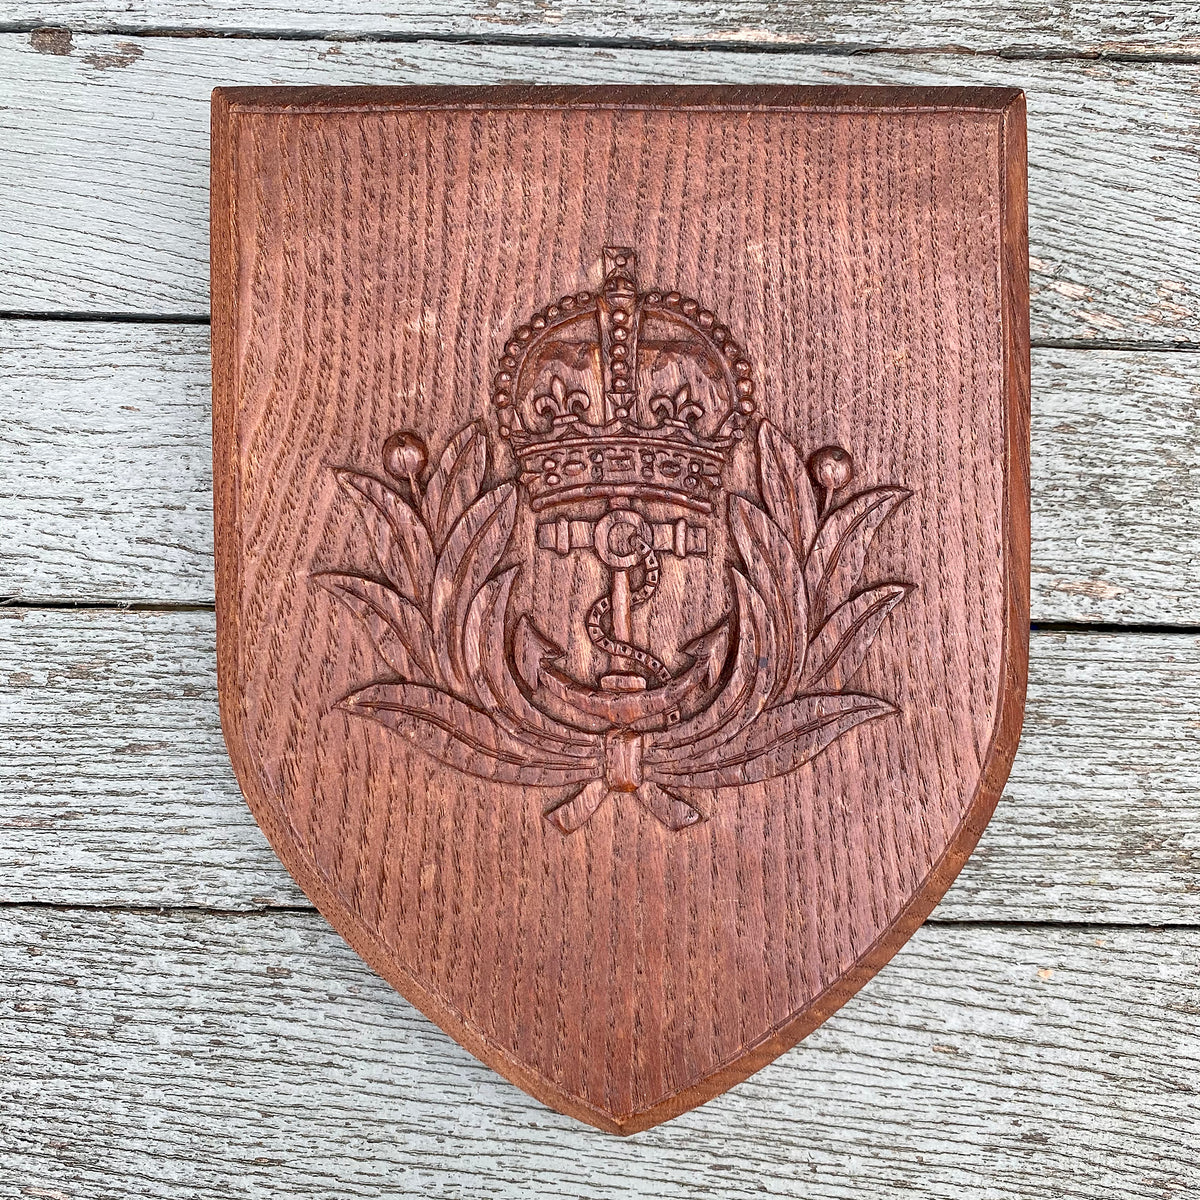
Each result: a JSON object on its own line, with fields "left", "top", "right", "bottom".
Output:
{"left": 211, "top": 85, "right": 1030, "bottom": 1133}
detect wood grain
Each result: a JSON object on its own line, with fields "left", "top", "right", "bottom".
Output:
{"left": 0, "top": 907, "right": 1196, "bottom": 1199}
{"left": 2, "top": 322, "right": 1194, "bottom": 623}
{"left": 1, "top": 36, "right": 1197, "bottom": 342}
{"left": 6, "top": 0, "right": 1200, "bottom": 54}
{"left": 0, "top": 322, "right": 214, "bottom": 600}
{"left": 3, "top": 611, "right": 1198, "bottom": 923}
{"left": 210, "top": 84, "right": 1029, "bottom": 1131}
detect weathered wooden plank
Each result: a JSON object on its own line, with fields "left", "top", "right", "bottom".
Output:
{"left": 2, "top": 608, "right": 1197, "bottom": 922}
{"left": 0, "top": 908, "right": 1195, "bottom": 1197}
{"left": 7, "top": 1, "right": 1200, "bottom": 55}
{"left": 1030, "top": 346, "right": 1200, "bottom": 622}
{"left": 1, "top": 36, "right": 1198, "bottom": 341}
{"left": 0, "top": 323, "right": 213, "bottom": 602}
{"left": 0, "top": 608, "right": 305, "bottom": 910}
{"left": 4, "top": 321, "right": 1196, "bottom": 623}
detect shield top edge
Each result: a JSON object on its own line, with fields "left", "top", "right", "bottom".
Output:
{"left": 212, "top": 83, "right": 1026, "bottom": 118}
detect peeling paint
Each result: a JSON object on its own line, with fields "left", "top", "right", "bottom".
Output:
{"left": 82, "top": 42, "right": 144, "bottom": 71}
{"left": 1051, "top": 578, "right": 1128, "bottom": 600}
{"left": 1047, "top": 279, "right": 1090, "bottom": 301}
{"left": 29, "top": 28, "right": 72, "bottom": 56}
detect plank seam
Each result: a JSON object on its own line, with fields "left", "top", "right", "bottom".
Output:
{"left": 7, "top": 602, "right": 1200, "bottom": 636}
{"left": 0, "top": 901, "right": 1195, "bottom": 931}
{"left": 7, "top": 26, "right": 1200, "bottom": 64}
{"left": 0, "top": 310, "right": 215, "bottom": 324}
{"left": 0, "top": 599, "right": 217, "bottom": 612}
{"left": 2, "top": 314, "right": 1197, "bottom": 355}
{"left": 1031, "top": 620, "right": 1200, "bottom": 635}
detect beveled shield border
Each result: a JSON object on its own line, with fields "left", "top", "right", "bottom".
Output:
{"left": 210, "top": 84, "right": 1030, "bottom": 1134}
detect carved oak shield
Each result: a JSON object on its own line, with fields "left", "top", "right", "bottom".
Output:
{"left": 211, "top": 85, "right": 1029, "bottom": 1133}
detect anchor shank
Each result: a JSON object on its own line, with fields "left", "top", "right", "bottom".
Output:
{"left": 610, "top": 568, "right": 632, "bottom": 646}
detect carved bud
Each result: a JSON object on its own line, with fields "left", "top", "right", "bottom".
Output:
{"left": 382, "top": 430, "right": 428, "bottom": 484}
{"left": 808, "top": 445, "right": 853, "bottom": 494}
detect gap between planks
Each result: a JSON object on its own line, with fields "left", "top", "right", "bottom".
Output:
{"left": 2, "top": 310, "right": 1199, "bottom": 354}
{"left": 4, "top": 25, "right": 1200, "bottom": 64}
{"left": 5, "top": 0, "right": 1200, "bottom": 60}
{"left": 6, "top": 600, "right": 1200, "bottom": 640}
{"left": 0, "top": 898, "right": 1195, "bottom": 932}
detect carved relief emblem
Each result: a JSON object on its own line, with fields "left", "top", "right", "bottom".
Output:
{"left": 319, "top": 248, "right": 913, "bottom": 833}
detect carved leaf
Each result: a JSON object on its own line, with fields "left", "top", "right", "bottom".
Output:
{"left": 650, "top": 693, "right": 895, "bottom": 788}
{"left": 335, "top": 470, "right": 435, "bottom": 608}
{"left": 315, "top": 573, "right": 436, "bottom": 683}
{"left": 757, "top": 420, "right": 818, "bottom": 556}
{"left": 431, "top": 482, "right": 518, "bottom": 691}
{"left": 801, "top": 584, "right": 913, "bottom": 692}
{"left": 459, "top": 572, "right": 499, "bottom": 709}
{"left": 728, "top": 495, "right": 808, "bottom": 702}
{"left": 342, "top": 684, "right": 601, "bottom": 786}
{"left": 422, "top": 422, "right": 487, "bottom": 549}
{"left": 805, "top": 487, "right": 911, "bottom": 629}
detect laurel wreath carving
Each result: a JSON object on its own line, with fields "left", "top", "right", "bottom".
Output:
{"left": 319, "top": 419, "right": 913, "bottom": 833}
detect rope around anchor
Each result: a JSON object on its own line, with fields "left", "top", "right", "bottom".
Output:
{"left": 586, "top": 537, "right": 673, "bottom": 684}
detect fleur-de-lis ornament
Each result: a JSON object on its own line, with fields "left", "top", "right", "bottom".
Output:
{"left": 533, "top": 376, "right": 590, "bottom": 427}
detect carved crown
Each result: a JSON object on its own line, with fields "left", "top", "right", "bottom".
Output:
{"left": 493, "top": 248, "right": 757, "bottom": 514}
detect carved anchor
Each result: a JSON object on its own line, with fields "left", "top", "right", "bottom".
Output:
{"left": 538, "top": 507, "right": 706, "bottom": 680}
{"left": 512, "top": 502, "right": 728, "bottom": 813}
{"left": 548, "top": 509, "right": 706, "bottom": 688}
{"left": 512, "top": 248, "right": 729, "bottom": 805}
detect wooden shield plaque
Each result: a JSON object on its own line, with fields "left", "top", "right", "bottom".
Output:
{"left": 211, "top": 85, "right": 1029, "bottom": 1133}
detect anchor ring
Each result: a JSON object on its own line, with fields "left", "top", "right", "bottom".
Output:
{"left": 593, "top": 509, "right": 654, "bottom": 570}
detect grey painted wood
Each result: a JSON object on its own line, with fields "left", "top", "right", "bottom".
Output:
{"left": 0, "top": 608, "right": 306, "bottom": 910}
{"left": 1031, "top": 346, "right": 1200, "bottom": 622}
{"left": 3, "top": 608, "right": 1197, "bottom": 921}
{"left": 0, "top": 322, "right": 214, "bottom": 603}
{"left": 6, "top": 0, "right": 1200, "bottom": 54}
{"left": 2, "top": 36, "right": 1199, "bottom": 342}
{"left": 4, "top": 322, "right": 1197, "bottom": 623}
{"left": 0, "top": 907, "right": 1195, "bottom": 1198}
